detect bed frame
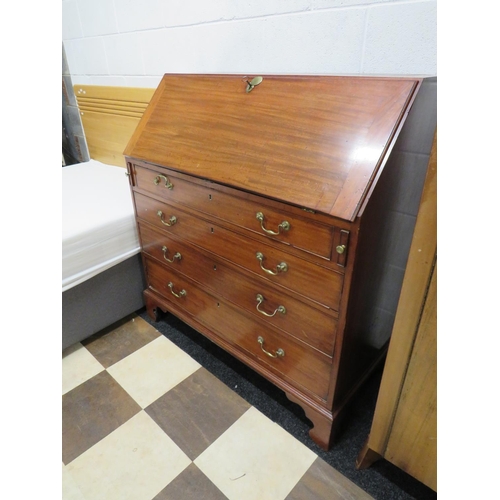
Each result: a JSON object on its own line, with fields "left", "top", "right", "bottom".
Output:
{"left": 62, "top": 84, "right": 155, "bottom": 350}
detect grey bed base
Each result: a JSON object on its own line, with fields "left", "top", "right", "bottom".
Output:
{"left": 62, "top": 253, "right": 146, "bottom": 350}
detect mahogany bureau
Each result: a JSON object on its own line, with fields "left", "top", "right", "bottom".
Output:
{"left": 124, "top": 75, "right": 422, "bottom": 450}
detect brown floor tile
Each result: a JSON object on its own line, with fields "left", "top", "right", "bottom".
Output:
{"left": 62, "top": 371, "right": 141, "bottom": 464}
{"left": 146, "top": 367, "right": 251, "bottom": 460}
{"left": 153, "top": 463, "right": 228, "bottom": 500}
{"left": 82, "top": 313, "right": 161, "bottom": 368}
{"left": 286, "top": 457, "right": 374, "bottom": 500}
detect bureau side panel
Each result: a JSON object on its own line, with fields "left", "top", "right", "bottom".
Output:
{"left": 332, "top": 78, "right": 437, "bottom": 407}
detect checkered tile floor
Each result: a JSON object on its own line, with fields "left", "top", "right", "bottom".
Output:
{"left": 62, "top": 314, "right": 374, "bottom": 500}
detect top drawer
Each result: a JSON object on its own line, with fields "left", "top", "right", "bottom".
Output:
{"left": 132, "top": 162, "right": 335, "bottom": 260}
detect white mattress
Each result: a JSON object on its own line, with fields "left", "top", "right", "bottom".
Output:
{"left": 62, "top": 160, "right": 140, "bottom": 292}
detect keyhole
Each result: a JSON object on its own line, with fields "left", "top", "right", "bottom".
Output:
{"left": 213, "top": 265, "right": 217, "bottom": 271}
{"left": 210, "top": 227, "right": 214, "bottom": 233}
{"left": 209, "top": 194, "right": 212, "bottom": 200}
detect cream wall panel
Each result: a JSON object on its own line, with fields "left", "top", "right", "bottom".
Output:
{"left": 63, "top": 0, "right": 437, "bottom": 83}
{"left": 77, "top": 0, "right": 118, "bottom": 37}
{"left": 362, "top": 1, "right": 437, "bottom": 75}
{"left": 104, "top": 33, "right": 145, "bottom": 76}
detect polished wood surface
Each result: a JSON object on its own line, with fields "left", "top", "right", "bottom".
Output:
{"left": 125, "top": 75, "right": 419, "bottom": 220}
{"left": 356, "top": 132, "right": 437, "bottom": 490}
{"left": 126, "top": 74, "right": 422, "bottom": 450}
{"left": 74, "top": 85, "right": 154, "bottom": 167}
{"left": 133, "top": 163, "right": 335, "bottom": 259}
{"left": 138, "top": 222, "right": 337, "bottom": 355}
{"left": 133, "top": 191, "right": 344, "bottom": 311}
{"left": 144, "top": 256, "right": 332, "bottom": 399}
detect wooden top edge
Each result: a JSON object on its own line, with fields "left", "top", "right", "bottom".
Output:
{"left": 72, "top": 84, "right": 155, "bottom": 103}
{"left": 158, "top": 72, "right": 422, "bottom": 79}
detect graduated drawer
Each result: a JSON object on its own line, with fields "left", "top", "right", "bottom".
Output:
{"left": 134, "top": 192, "right": 343, "bottom": 311}
{"left": 133, "top": 163, "right": 334, "bottom": 259}
{"left": 144, "top": 256, "right": 331, "bottom": 400}
{"left": 139, "top": 221, "right": 337, "bottom": 355}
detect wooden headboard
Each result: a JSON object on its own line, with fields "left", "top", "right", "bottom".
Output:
{"left": 73, "top": 85, "right": 155, "bottom": 168}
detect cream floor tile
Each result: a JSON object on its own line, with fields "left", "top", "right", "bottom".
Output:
{"left": 107, "top": 335, "right": 201, "bottom": 408}
{"left": 62, "top": 464, "right": 86, "bottom": 500}
{"left": 195, "top": 406, "right": 317, "bottom": 500}
{"left": 62, "top": 343, "right": 104, "bottom": 395}
{"left": 66, "top": 411, "right": 191, "bottom": 500}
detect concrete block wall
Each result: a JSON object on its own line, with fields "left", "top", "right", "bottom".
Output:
{"left": 62, "top": 0, "right": 437, "bottom": 88}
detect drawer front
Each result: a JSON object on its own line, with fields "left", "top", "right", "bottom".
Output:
{"left": 145, "top": 256, "right": 331, "bottom": 400}
{"left": 139, "top": 221, "right": 337, "bottom": 355}
{"left": 133, "top": 163, "right": 334, "bottom": 259}
{"left": 134, "top": 192, "right": 343, "bottom": 311}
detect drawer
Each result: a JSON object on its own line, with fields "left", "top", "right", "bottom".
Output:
{"left": 133, "top": 163, "right": 334, "bottom": 259}
{"left": 134, "top": 192, "right": 343, "bottom": 311}
{"left": 139, "top": 221, "right": 337, "bottom": 355}
{"left": 145, "top": 256, "right": 331, "bottom": 400}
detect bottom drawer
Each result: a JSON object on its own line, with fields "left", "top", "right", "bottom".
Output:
{"left": 145, "top": 256, "right": 332, "bottom": 400}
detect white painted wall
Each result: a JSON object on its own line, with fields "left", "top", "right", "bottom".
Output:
{"left": 62, "top": 0, "right": 437, "bottom": 88}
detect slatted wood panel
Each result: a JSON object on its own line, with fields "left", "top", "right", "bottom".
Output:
{"left": 74, "top": 85, "right": 155, "bottom": 168}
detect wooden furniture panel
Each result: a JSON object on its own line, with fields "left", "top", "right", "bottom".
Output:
{"left": 125, "top": 75, "right": 418, "bottom": 220}
{"left": 385, "top": 262, "right": 437, "bottom": 488}
{"left": 74, "top": 85, "right": 154, "bottom": 167}
{"left": 144, "top": 256, "right": 332, "bottom": 399}
{"left": 138, "top": 221, "right": 337, "bottom": 355}
{"left": 133, "top": 162, "right": 335, "bottom": 259}
{"left": 134, "top": 193, "right": 344, "bottom": 310}
{"left": 356, "top": 133, "right": 437, "bottom": 490}
{"left": 125, "top": 74, "right": 423, "bottom": 450}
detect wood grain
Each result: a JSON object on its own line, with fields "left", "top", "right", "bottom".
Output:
{"left": 128, "top": 75, "right": 426, "bottom": 451}
{"left": 356, "top": 132, "right": 437, "bottom": 490}
{"left": 132, "top": 162, "right": 335, "bottom": 259}
{"left": 144, "top": 256, "right": 332, "bottom": 400}
{"left": 74, "top": 84, "right": 154, "bottom": 167}
{"left": 125, "top": 75, "right": 419, "bottom": 220}
{"left": 385, "top": 262, "right": 437, "bottom": 490}
{"left": 139, "top": 221, "right": 337, "bottom": 355}
{"left": 134, "top": 195, "right": 344, "bottom": 311}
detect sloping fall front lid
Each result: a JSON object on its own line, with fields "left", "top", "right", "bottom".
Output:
{"left": 124, "top": 74, "right": 420, "bottom": 221}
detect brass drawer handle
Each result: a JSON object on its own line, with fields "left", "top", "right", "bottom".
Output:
{"left": 256, "top": 294, "right": 286, "bottom": 317}
{"left": 157, "top": 210, "right": 177, "bottom": 226}
{"left": 257, "top": 336, "right": 285, "bottom": 358}
{"left": 162, "top": 246, "right": 182, "bottom": 263}
{"left": 154, "top": 174, "right": 173, "bottom": 189}
{"left": 255, "top": 212, "right": 290, "bottom": 235}
{"left": 168, "top": 282, "right": 186, "bottom": 298}
{"left": 255, "top": 252, "right": 288, "bottom": 275}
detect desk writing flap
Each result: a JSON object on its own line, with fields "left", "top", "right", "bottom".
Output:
{"left": 125, "top": 74, "right": 419, "bottom": 221}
